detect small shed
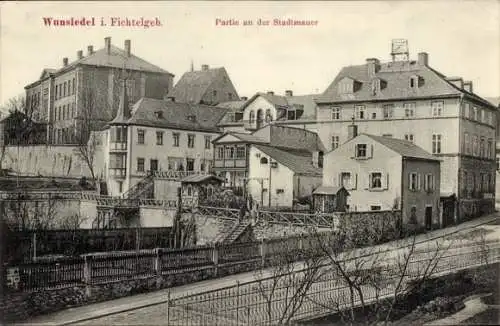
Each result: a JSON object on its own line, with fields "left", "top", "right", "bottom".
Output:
{"left": 181, "top": 174, "right": 225, "bottom": 206}
{"left": 312, "top": 186, "right": 349, "bottom": 213}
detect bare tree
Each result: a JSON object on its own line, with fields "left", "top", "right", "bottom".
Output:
{"left": 253, "top": 239, "right": 324, "bottom": 325}
{"left": 3, "top": 192, "right": 60, "bottom": 231}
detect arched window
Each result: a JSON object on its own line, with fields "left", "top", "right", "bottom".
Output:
{"left": 265, "top": 109, "right": 273, "bottom": 122}
{"left": 249, "top": 111, "right": 255, "bottom": 123}
{"left": 260, "top": 157, "right": 268, "bottom": 164}
{"left": 256, "top": 109, "right": 264, "bottom": 129}
{"left": 318, "top": 151, "right": 324, "bottom": 168}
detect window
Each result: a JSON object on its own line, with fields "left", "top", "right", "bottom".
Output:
{"left": 150, "top": 159, "right": 159, "bottom": 172}
{"left": 118, "top": 181, "right": 123, "bottom": 193}
{"left": 260, "top": 157, "right": 268, "bottom": 164}
{"left": 212, "top": 90, "right": 217, "bottom": 97}
{"left": 404, "top": 103, "right": 415, "bottom": 117}
{"left": 370, "top": 205, "right": 381, "bottom": 211}
{"left": 72, "top": 78, "right": 76, "bottom": 94}
{"left": 205, "top": 136, "right": 212, "bottom": 149}
{"left": 480, "top": 137, "right": 485, "bottom": 157}
{"left": 236, "top": 146, "right": 245, "bottom": 158}
{"left": 286, "top": 110, "right": 295, "bottom": 120}
{"left": 186, "top": 158, "right": 195, "bottom": 171}
{"left": 383, "top": 104, "right": 394, "bottom": 119}
{"left": 341, "top": 172, "right": 351, "bottom": 188}
{"left": 156, "top": 131, "right": 163, "bottom": 145}
{"left": 225, "top": 147, "right": 234, "bottom": 159}
{"left": 424, "top": 174, "right": 434, "bottom": 192}
{"left": 355, "top": 144, "right": 367, "bottom": 158}
{"left": 68, "top": 80, "right": 71, "bottom": 95}
{"left": 276, "top": 189, "right": 284, "bottom": 194}
{"left": 404, "top": 134, "right": 414, "bottom": 143}
{"left": 409, "top": 76, "right": 417, "bottom": 89}
{"left": 371, "top": 112, "right": 377, "bottom": 119}
{"left": 331, "top": 135, "right": 340, "bottom": 150}
{"left": 488, "top": 139, "right": 494, "bottom": 159}
{"left": 370, "top": 172, "right": 382, "bottom": 189}
{"left": 480, "top": 109, "right": 485, "bottom": 123}
{"left": 173, "top": 133, "right": 180, "bottom": 147}
{"left": 228, "top": 93, "right": 233, "bottom": 100}
{"left": 55, "top": 85, "right": 58, "bottom": 100}
{"left": 431, "top": 101, "right": 444, "bottom": 117}
{"left": 265, "top": 109, "right": 272, "bottom": 122}
{"left": 72, "top": 103, "right": 75, "bottom": 118}
{"left": 472, "top": 135, "right": 478, "bottom": 156}
{"left": 187, "top": 134, "right": 195, "bottom": 148}
{"left": 216, "top": 146, "right": 224, "bottom": 159}
{"left": 249, "top": 111, "right": 255, "bottom": 123}
{"left": 354, "top": 105, "right": 365, "bottom": 119}
{"left": 137, "top": 129, "right": 145, "bottom": 144}
{"left": 58, "top": 84, "right": 62, "bottom": 98}
{"left": 464, "top": 132, "right": 470, "bottom": 154}
{"left": 63, "top": 82, "right": 67, "bottom": 97}
{"left": 463, "top": 102, "right": 470, "bottom": 118}
{"left": 409, "top": 172, "right": 419, "bottom": 191}
{"left": 473, "top": 106, "right": 478, "bottom": 120}
{"left": 432, "top": 134, "right": 442, "bottom": 154}
{"left": 331, "top": 107, "right": 341, "bottom": 120}
{"left": 137, "top": 158, "right": 145, "bottom": 172}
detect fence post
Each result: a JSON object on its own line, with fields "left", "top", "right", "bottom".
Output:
{"left": 212, "top": 243, "right": 219, "bottom": 277}
{"left": 155, "top": 248, "right": 162, "bottom": 276}
{"left": 32, "top": 232, "right": 37, "bottom": 261}
{"left": 260, "top": 238, "right": 267, "bottom": 267}
{"left": 83, "top": 255, "right": 93, "bottom": 297}
{"left": 236, "top": 280, "right": 240, "bottom": 324}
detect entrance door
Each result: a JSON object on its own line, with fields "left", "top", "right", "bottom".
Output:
{"left": 425, "top": 206, "right": 433, "bottom": 230}
{"left": 442, "top": 200, "right": 455, "bottom": 227}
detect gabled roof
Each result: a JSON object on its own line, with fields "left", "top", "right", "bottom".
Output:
{"left": 240, "top": 92, "right": 319, "bottom": 121}
{"left": 39, "top": 69, "right": 57, "bottom": 80}
{"left": 122, "top": 98, "right": 227, "bottom": 133}
{"left": 252, "top": 125, "right": 326, "bottom": 152}
{"left": 167, "top": 67, "right": 238, "bottom": 104}
{"left": 213, "top": 132, "right": 267, "bottom": 144}
{"left": 316, "top": 60, "right": 495, "bottom": 109}
{"left": 253, "top": 144, "right": 322, "bottom": 177}
{"left": 216, "top": 100, "right": 247, "bottom": 126}
{"left": 363, "top": 134, "right": 439, "bottom": 161}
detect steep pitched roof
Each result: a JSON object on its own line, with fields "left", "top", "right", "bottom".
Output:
{"left": 316, "top": 60, "right": 495, "bottom": 108}
{"left": 124, "top": 98, "right": 227, "bottom": 132}
{"left": 252, "top": 125, "right": 326, "bottom": 152}
{"left": 254, "top": 144, "right": 322, "bottom": 177}
{"left": 364, "top": 134, "right": 439, "bottom": 161}
{"left": 167, "top": 67, "right": 237, "bottom": 104}
{"left": 241, "top": 92, "right": 319, "bottom": 121}
{"left": 216, "top": 100, "right": 247, "bottom": 126}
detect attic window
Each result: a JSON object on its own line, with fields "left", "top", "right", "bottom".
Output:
{"left": 234, "top": 112, "right": 243, "bottom": 121}
{"left": 287, "top": 110, "right": 296, "bottom": 120}
{"left": 409, "top": 75, "right": 421, "bottom": 89}
{"left": 187, "top": 115, "right": 196, "bottom": 122}
{"left": 260, "top": 157, "right": 268, "bottom": 164}
{"left": 154, "top": 111, "right": 164, "bottom": 119}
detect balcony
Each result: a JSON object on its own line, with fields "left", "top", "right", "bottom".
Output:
{"left": 109, "top": 142, "right": 127, "bottom": 152}
{"left": 214, "top": 159, "right": 246, "bottom": 169}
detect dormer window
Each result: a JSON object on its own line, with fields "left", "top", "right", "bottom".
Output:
{"left": 337, "top": 77, "right": 354, "bottom": 94}
{"left": 187, "top": 114, "right": 196, "bottom": 122}
{"left": 154, "top": 111, "right": 163, "bottom": 119}
{"left": 409, "top": 75, "right": 422, "bottom": 89}
{"left": 260, "top": 157, "right": 268, "bottom": 164}
{"left": 234, "top": 112, "right": 243, "bottom": 121}
{"left": 287, "top": 110, "right": 296, "bottom": 120}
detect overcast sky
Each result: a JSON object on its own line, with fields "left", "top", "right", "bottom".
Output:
{"left": 1, "top": 1, "right": 499, "bottom": 106}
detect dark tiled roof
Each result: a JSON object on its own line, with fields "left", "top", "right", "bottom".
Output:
{"left": 254, "top": 144, "right": 322, "bottom": 177}
{"left": 241, "top": 92, "right": 319, "bottom": 121}
{"left": 167, "top": 67, "right": 237, "bottom": 104}
{"left": 316, "top": 60, "right": 495, "bottom": 108}
{"left": 216, "top": 100, "right": 247, "bottom": 126}
{"left": 364, "top": 134, "right": 439, "bottom": 161}
{"left": 313, "top": 186, "right": 347, "bottom": 195}
{"left": 60, "top": 45, "right": 171, "bottom": 76}
{"left": 126, "top": 98, "right": 227, "bottom": 132}
{"left": 253, "top": 125, "right": 326, "bottom": 152}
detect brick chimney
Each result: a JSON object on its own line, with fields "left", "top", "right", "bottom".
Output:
{"left": 201, "top": 64, "right": 209, "bottom": 71}
{"left": 77, "top": 50, "right": 83, "bottom": 60}
{"left": 366, "top": 58, "right": 380, "bottom": 77}
{"left": 124, "top": 39, "right": 131, "bottom": 57}
{"left": 285, "top": 90, "right": 293, "bottom": 97}
{"left": 418, "top": 52, "right": 429, "bottom": 66}
{"left": 87, "top": 45, "right": 94, "bottom": 55}
{"left": 463, "top": 81, "right": 473, "bottom": 93}
{"left": 104, "top": 37, "right": 111, "bottom": 54}
{"left": 63, "top": 57, "right": 68, "bottom": 67}
{"left": 267, "top": 91, "right": 274, "bottom": 95}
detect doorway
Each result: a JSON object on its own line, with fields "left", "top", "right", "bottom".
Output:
{"left": 425, "top": 206, "right": 433, "bottom": 230}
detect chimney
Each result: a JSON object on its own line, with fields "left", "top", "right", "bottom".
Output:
{"left": 267, "top": 91, "right": 274, "bottom": 95}
{"left": 104, "top": 37, "right": 111, "bottom": 54}
{"left": 241, "top": 96, "right": 248, "bottom": 101}
{"left": 366, "top": 58, "right": 380, "bottom": 77}
{"left": 124, "top": 39, "right": 131, "bottom": 57}
{"left": 285, "top": 90, "right": 293, "bottom": 97}
{"left": 63, "top": 57, "right": 68, "bottom": 67}
{"left": 348, "top": 123, "right": 358, "bottom": 140}
{"left": 87, "top": 45, "right": 94, "bottom": 55}
{"left": 201, "top": 64, "right": 209, "bottom": 71}
{"left": 418, "top": 52, "right": 429, "bottom": 66}
{"left": 463, "top": 81, "right": 473, "bottom": 93}
{"left": 446, "top": 77, "right": 464, "bottom": 89}
{"left": 77, "top": 50, "right": 83, "bottom": 60}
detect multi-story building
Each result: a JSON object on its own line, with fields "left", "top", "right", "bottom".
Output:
{"left": 282, "top": 49, "right": 496, "bottom": 221}
{"left": 103, "top": 84, "right": 227, "bottom": 197}
{"left": 167, "top": 65, "right": 240, "bottom": 105}
{"left": 24, "top": 37, "right": 174, "bottom": 144}
{"left": 320, "top": 126, "right": 442, "bottom": 228}
{"left": 212, "top": 124, "right": 325, "bottom": 204}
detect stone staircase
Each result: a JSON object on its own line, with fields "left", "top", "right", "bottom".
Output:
{"left": 121, "top": 174, "right": 154, "bottom": 199}
{"left": 215, "top": 221, "right": 253, "bottom": 244}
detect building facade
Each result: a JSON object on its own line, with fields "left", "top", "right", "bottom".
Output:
{"left": 280, "top": 50, "right": 496, "bottom": 220}
{"left": 103, "top": 86, "right": 227, "bottom": 197}
{"left": 322, "top": 131, "right": 442, "bottom": 228}
{"left": 24, "top": 37, "right": 174, "bottom": 145}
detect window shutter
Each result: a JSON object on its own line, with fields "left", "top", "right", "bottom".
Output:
{"left": 385, "top": 173, "right": 389, "bottom": 190}
{"left": 370, "top": 144, "right": 374, "bottom": 158}
{"left": 353, "top": 173, "right": 358, "bottom": 190}
{"left": 367, "top": 173, "right": 372, "bottom": 190}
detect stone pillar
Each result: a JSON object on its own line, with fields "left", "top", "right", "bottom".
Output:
{"left": 155, "top": 248, "right": 162, "bottom": 275}
{"left": 84, "top": 255, "right": 93, "bottom": 297}
{"left": 212, "top": 244, "right": 219, "bottom": 276}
